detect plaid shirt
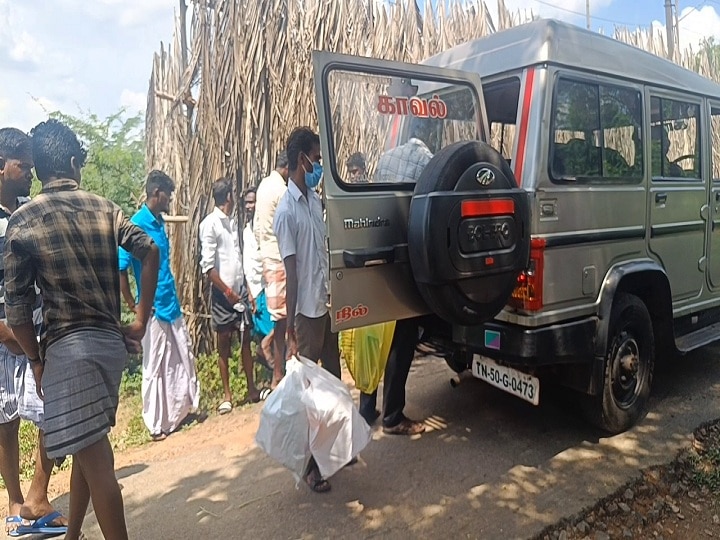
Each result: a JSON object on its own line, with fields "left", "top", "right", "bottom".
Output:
{"left": 373, "top": 138, "right": 433, "bottom": 183}
{"left": 3, "top": 179, "right": 154, "bottom": 353}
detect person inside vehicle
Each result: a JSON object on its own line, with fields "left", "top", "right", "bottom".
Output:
{"left": 373, "top": 128, "right": 433, "bottom": 183}
{"left": 346, "top": 152, "right": 368, "bottom": 183}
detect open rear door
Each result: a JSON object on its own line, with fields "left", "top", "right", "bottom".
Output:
{"left": 313, "top": 51, "right": 494, "bottom": 331}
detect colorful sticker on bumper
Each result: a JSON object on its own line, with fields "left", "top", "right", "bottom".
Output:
{"left": 335, "top": 304, "right": 369, "bottom": 325}
{"left": 377, "top": 94, "right": 448, "bottom": 119}
{"left": 484, "top": 330, "right": 501, "bottom": 350}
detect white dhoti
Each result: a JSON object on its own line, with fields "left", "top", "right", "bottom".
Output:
{"left": 142, "top": 316, "right": 200, "bottom": 436}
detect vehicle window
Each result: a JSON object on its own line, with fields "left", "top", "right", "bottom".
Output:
{"left": 550, "top": 79, "right": 643, "bottom": 182}
{"left": 485, "top": 78, "right": 521, "bottom": 160}
{"left": 650, "top": 96, "right": 701, "bottom": 180}
{"left": 710, "top": 106, "right": 720, "bottom": 182}
{"left": 325, "top": 69, "right": 481, "bottom": 187}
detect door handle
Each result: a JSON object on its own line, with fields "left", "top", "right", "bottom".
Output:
{"left": 655, "top": 193, "right": 668, "bottom": 204}
{"left": 343, "top": 247, "right": 395, "bottom": 268}
{"left": 715, "top": 192, "right": 720, "bottom": 202}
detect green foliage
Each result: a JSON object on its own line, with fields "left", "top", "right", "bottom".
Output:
{"left": 31, "top": 109, "right": 146, "bottom": 216}
{"left": 110, "top": 394, "right": 150, "bottom": 451}
{"left": 690, "top": 444, "right": 720, "bottom": 493}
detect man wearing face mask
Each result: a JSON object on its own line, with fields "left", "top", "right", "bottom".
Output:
{"left": 119, "top": 171, "right": 200, "bottom": 441}
{"left": 273, "top": 127, "right": 340, "bottom": 493}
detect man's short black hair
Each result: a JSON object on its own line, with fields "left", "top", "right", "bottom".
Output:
{"left": 346, "top": 152, "right": 366, "bottom": 170}
{"left": 146, "top": 170, "right": 175, "bottom": 196}
{"left": 286, "top": 127, "right": 320, "bottom": 170}
{"left": 275, "top": 150, "right": 288, "bottom": 169}
{"left": 212, "top": 177, "right": 233, "bottom": 205}
{"left": 30, "top": 119, "right": 87, "bottom": 182}
{"left": 0, "top": 128, "right": 31, "bottom": 161}
{"left": 243, "top": 186, "right": 256, "bottom": 199}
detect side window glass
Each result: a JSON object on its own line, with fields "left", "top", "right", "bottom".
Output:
{"left": 551, "top": 78, "right": 643, "bottom": 182}
{"left": 710, "top": 106, "right": 720, "bottom": 182}
{"left": 325, "top": 70, "right": 481, "bottom": 187}
{"left": 651, "top": 96, "right": 701, "bottom": 180}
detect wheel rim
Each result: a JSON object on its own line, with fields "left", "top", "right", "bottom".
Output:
{"left": 610, "top": 330, "right": 644, "bottom": 410}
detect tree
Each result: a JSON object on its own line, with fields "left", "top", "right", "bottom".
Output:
{"left": 34, "top": 109, "right": 146, "bottom": 216}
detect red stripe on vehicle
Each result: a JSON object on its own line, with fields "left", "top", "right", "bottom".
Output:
{"left": 461, "top": 199, "right": 515, "bottom": 218}
{"left": 513, "top": 67, "right": 535, "bottom": 186}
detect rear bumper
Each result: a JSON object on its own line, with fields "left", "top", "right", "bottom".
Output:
{"left": 453, "top": 316, "right": 598, "bottom": 366}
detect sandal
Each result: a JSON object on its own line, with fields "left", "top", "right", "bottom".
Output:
{"left": 151, "top": 433, "right": 167, "bottom": 442}
{"left": 383, "top": 418, "right": 426, "bottom": 436}
{"left": 304, "top": 466, "right": 331, "bottom": 493}
{"left": 218, "top": 401, "right": 233, "bottom": 415}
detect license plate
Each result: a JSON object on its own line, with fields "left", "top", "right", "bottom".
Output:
{"left": 472, "top": 355, "right": 540, "bottom": 406}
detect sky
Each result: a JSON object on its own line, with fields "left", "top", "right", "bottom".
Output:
{"left": 1, "top": 0, "right": 719, "bottom": 132}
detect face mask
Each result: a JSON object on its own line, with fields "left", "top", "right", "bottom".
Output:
{"left": 303, "top": 154, "right": 323, "bottom": 188}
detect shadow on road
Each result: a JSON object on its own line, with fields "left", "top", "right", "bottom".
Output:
{"left": 62, "top": 348, "right": 720, "bottom": 539}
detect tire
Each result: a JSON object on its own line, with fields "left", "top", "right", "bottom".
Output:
{"left": 407, "top": 141, "right": 530, "bottom": 326}
{"left": 582, "top": 293, "right": 655, "bottom": 434}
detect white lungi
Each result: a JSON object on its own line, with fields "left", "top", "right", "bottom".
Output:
{"left": 142, "top": 316, "right": 200, "bottom": 435}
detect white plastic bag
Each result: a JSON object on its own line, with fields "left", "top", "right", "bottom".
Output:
{"left": 255, "top": 359, "right": 312, "bottom": 480}
{"left": 255, "top": 355, "right": 372, "bottom": 481}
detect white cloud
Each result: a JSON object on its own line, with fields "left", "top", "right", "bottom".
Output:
{"left": 487, "top": 0, "right": 614, "bottom": 27}
{"left": 120, "top": 90, "right": 147, "bottom": 115}
{"left": 676, "top": 5, "right": 720, "bottom": 50}
{"left": 57, "top": 0, "right": 176, "bottom": 27}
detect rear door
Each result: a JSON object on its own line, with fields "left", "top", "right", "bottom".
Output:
{"left": 312, "top": 51, "right": 490, "bottom": 331}
{"left": 647, "top": 92, "right": 706, "bottom": 304}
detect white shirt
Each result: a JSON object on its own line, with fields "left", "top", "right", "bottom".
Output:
{"left": 243, "top": 220, "right": 264, "bottom": 300}
{"left": 199, "top": 206, "right": 244, "bottom": 292}
{"left": 254, "top": 170, "right": 287, "bottom": 264}
{"left": 273, "top": 180, "right": 329, "bottom": 318}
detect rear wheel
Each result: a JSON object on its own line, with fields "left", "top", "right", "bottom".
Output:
{"left": 582, "top": 293, "right": 654, "bottom": 434}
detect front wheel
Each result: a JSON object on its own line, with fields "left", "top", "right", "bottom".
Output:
{"left": 582, "top": 293, "right": 655, "bottom": 434}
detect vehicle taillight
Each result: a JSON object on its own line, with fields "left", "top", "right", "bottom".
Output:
{"left": 509, "top": 238, "right": 545, "bottom": 311}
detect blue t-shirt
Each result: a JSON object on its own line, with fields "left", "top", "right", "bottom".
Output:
{"left": 118, "top": 204, "right": 181, "bottom": 323}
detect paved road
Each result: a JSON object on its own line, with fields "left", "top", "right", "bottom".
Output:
{"left": 62, "top": 345, "right": 720, "bottom": 539}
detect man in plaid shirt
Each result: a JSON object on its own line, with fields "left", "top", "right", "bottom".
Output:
{"left": 4, "top": 119, "right": 159, "bottom": 540}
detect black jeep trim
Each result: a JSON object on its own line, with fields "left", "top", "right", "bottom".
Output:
{"left": 453, "top": 316, "right": 598, "bottom": 366}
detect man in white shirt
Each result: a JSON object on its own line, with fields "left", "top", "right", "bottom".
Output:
{"left": 199, "top": 178, "right": 261, "bottom": 414}
{"left": 241, "top": 187, "right": 274, "bottom": 369}
{"left": 274, "top": 127, "right": 340, "bottom": 494}
{"left": 254, "top": 151, "right": 289, "bottom": 387}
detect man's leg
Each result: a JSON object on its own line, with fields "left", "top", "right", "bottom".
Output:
{"left": 359, "top": 391, "right": 379, "bottom": 425}
{"left": 217, "top": 330, "right": 233, "bottom": 405}
{"left": 272, "top": 318, "right": 287, "bottom": 383}
{"left": 63, "top": 457, "right": 90, "bottom": 540}
{"left": 72, "top": 436, "right": 127, "bottom": 540}
{"left": 0, "top": 418, "right": 23, "bottom": 517}
{"left": 21, "top": 431, "right": 66, "bottom": 525}
{"left": 240, "top": 328, "right": 260, "bottom": 400}
{"left": 319, "top": 314, "right": 341, "bottom": 379}
{"left": 295, "top": 314, "right": 323, "bottom": 363}
{"left": 382, "top": 317, "right": 425, "bottom": 434}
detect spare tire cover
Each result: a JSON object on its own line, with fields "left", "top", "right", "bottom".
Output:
{"left": 408, "top": 140, "right": 530, "bottom": 326}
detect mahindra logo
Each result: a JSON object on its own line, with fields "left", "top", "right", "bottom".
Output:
{"left": 476, "top": 168, "right": 495, "bottom": 186}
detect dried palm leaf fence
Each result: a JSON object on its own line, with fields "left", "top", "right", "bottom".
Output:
{"left": 146, "top": 0, "right": 720, "bottom": 355}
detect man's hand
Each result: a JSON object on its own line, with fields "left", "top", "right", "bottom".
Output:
{"left": 29, "top": 360, "right": 44, "bottom": 400}
{"left": 286, "top": 326, "right": 298, "bottom": 360}
{"left": 225, "top": 289, "right": 241, "bottom": 306}
{"left": 121, "top": 320, "right": 146, "bottom": 354}
{"left": 249, "top": 295, "right": 257, "bottom": 314}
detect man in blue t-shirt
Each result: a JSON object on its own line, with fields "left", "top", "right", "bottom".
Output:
{"left": 119, "top": 170, "right": 199, "bottom": 441}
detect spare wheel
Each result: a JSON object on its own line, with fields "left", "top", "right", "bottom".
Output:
{"left": 408, "top": 141, "right": 530, "bottom": 326}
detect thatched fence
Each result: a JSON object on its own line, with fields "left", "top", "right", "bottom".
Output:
{"left": 145, "top": 0, "right": 720, "bottom": 355}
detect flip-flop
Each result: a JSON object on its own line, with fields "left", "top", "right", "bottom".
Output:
{"left": 5, "top": 515, "right": 22, "bottom": 536}
{"left": 382, "top": 418, "right": 426, "bottom": 436}
{"left": 12, "top": 510, "right": 68, "bottom": 536}
{"left": 258, "top": 387, "right": 272, "bottom": 401}
{"left": 304, "top": 469, "right": 332, "bottom": 493}
{"left": 218, "top": 401, "right": 232, "bottom": 415}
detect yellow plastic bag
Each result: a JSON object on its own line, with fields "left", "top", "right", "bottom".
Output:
{"left": 340, "top": 321, "right": 396, "bottom": 394}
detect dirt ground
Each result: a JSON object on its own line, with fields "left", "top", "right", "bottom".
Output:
{"left": 11, "top": 346, "right": 720, "bottom": 539}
